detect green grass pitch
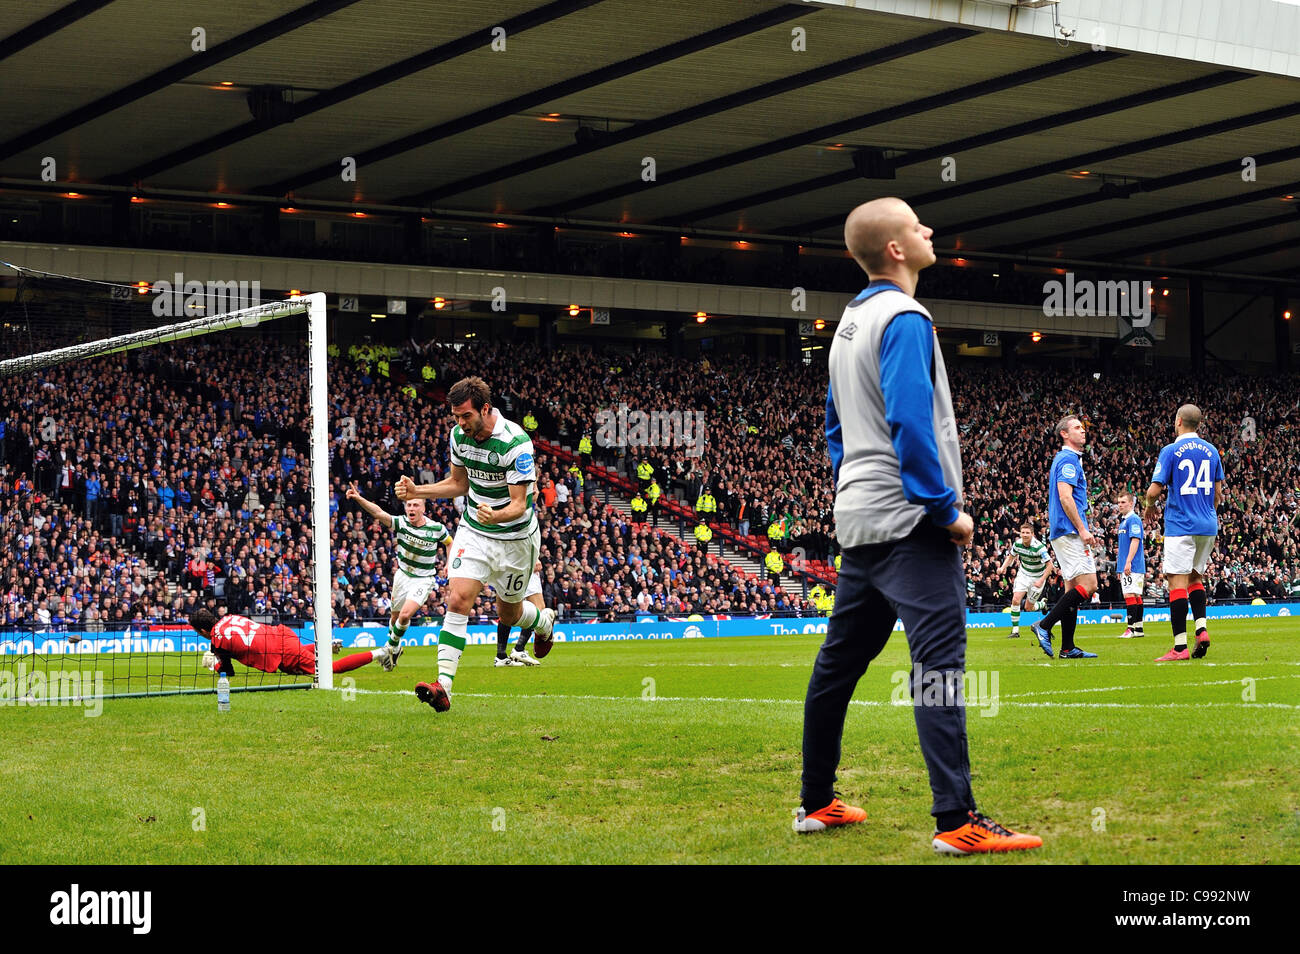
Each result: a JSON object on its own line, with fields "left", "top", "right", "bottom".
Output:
{"left": 2, "top": 619, "right": 1297, "bottom": 864}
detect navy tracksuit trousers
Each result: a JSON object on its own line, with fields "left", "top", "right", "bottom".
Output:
{"left": 801, "top": 519, "right": 976, "bottom": 818}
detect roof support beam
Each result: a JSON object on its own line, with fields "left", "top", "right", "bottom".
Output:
{"left": 0, "top": 0, "right": 117, "bottom": 65}
{"left": 1109, "top": 211, "right": 1298, "bottom": 260}
{"left": 665, "top": 56, "right": 1211, "bottom": 227}
{"left": 260, "top": 3, "right": 811, "bottom": 198}
{"left": 408, "top": 24, "right": 969, "bottom": 208}
{"left": 934, "top": 138, "right": 1300, "bottom": 242}
{"left": 532, "top": 27, "right": 990, "bottom": 216}
{"left": 0, "top": 0, "right": 362, "bottom": 163}
{"left": 784, "top": 96, "right": 1300, "bottom": 237}
{"left": 993, "top": 178, "right": 1300, "bottom": 253}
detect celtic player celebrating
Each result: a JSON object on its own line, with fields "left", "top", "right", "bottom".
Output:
{"left": 396, "top": 376, "right": 556, "bottom": 712}
{"left": 345, "top": 483, "right": 453, "bottom": 670}
{"left": 997, "top": 524, "right": 1053, "bottom": 638}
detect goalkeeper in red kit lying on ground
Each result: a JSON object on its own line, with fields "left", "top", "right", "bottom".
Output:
{"left": 189, "top": 609, "right": 387, "bottom": 676}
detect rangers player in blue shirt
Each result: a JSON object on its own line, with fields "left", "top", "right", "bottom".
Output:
{"left": 1115, "top": 492, "right": 1147, "bottom": 638}
{"left": 1142, "top": 404, "right": 1224, "bottom": 662}
{"left": 1029, "top": 415, "right": 1100, "bottom": 659}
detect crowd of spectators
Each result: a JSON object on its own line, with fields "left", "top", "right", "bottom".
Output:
{"left": 0, "top": 335, "right": 817, "bottom": 629}
{"left": 1, "top": 332, "right": 1297, "bottom": 631}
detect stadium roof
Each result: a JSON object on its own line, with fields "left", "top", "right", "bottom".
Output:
{"left": 1, "top": 0, "right": 1298, "bottom": 278}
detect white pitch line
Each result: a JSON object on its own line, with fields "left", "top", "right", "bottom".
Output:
{"left": 545, "top": 661, "right": 801, "bottom": 668}
{"left": 1000, "top": 673, "right": 1300, "bottom": 699}
{"left": 340, "top": 688, "right": 1300, "bottom": 710}
{"left": 1016, "top": 661, "right": 1300, "bottom": 668}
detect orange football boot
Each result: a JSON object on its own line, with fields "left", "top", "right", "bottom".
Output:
{"left": 932, "top": 812, "right": 1042, "bottom": 854}
{"left": 793, "top": 795, "right": 867, "bottom": 833}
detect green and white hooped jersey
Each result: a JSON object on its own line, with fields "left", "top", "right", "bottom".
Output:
{"left": 392, "top": 514, "right": 452, "bottom": 578}
{"left": 449, "top": 414, "right": 538, "bottom": 541}
{"left": 1013, "top": 538, "right": 1051, "bottom": 575}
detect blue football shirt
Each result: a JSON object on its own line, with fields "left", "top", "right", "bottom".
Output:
{"left": 1151, "top": 433, "right": 1223, "bottom": 537}
{"left": 1116, "top": 512, "right": 1145, "bottom": 573}
{"left": 1048, "top": 448, "right": 1088, "bottom": 540}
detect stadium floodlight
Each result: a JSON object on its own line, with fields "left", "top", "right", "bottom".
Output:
{"left": 0, "top": 264, "right": 334, "bottom": 697}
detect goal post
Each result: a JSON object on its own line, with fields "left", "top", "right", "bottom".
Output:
{"left": 305, "top": 291, "right": 333, "bottom": 690}
{"left": 0, "top": 265, "right": 334, "bottom": 701}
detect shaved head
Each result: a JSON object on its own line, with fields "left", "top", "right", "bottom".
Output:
{"left": 845, "top": 197, "right": 915, "bottom": 275}
{"left": 1176, "top": 404, "right": 1202, "bottom": 431}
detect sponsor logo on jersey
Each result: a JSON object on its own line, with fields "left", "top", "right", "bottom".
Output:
{"left": 467, "top": 467, "right": 500, "bottom": 483}
{"left": 516, "top": 452, "right": 534, "bottom": 477}
{"left": 1061, "top": 463, "right": 1077, "bottom": 479}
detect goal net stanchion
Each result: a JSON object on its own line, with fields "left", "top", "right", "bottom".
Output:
{"left": 305, "top": 291, "right": 333, "bottom": 690}
{"left": 0, "top": 264, "right": 331, "bottom": 701}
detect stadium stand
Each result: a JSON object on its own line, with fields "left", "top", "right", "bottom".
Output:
{"left": 2, "top": 335, "right": 1297, "bottom": 629}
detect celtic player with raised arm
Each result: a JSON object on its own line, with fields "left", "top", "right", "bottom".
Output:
{"left": 345, "top": 483, "right": 453, "bottom": 670}
{"left": 396, "top": 376, "right": 555, "bottom": 712}
{"left": 997, "top": 523, "right": 1053, "bottom": 638}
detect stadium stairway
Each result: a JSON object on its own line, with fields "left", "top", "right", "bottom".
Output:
{"left": 534, "top": 439, "right": 821, "bottom": 601}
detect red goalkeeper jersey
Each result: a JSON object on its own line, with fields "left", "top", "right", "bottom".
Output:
{"left": 209, "top": 615, "right": 303, "bottom": 674}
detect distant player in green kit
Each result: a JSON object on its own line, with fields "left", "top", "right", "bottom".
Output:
{"left": 997, "top": 523, "right": 1053, "bottom": 638}
{"left": 396, "top": 376, "right": 556, "bottom": 712}
{"left": 346, "top": 484, "right": 453, "bottom": 670}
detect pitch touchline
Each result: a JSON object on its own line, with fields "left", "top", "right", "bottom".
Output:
{"left": 343, "top": 688, "right": 1299, "bottom": 709}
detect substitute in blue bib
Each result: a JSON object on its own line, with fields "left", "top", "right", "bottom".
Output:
{"left": 797, "top": 196, "right": 1040, "bottom": 855}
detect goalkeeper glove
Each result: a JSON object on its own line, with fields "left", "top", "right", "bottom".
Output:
{"left": 203, "top": 651, "right": 221, "bottom": 673}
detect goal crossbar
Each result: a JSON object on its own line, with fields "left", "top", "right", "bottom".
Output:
{"left": 0, "top": 292, "right": 311, "bottom": 377}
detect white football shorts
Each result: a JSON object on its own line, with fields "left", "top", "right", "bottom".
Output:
{"left": 1050, "top": 533, "right": 1096, "bottom": 581}
{"left": 1162, "top": 535, "right": 1215, "bottom": 576}
{"left": 391, "top": 568, "right": 436, "bottom": 609}
{"left": 1013, "top": 568, "right": 1044, "bottom": 597}
{"left": 1120, "top": 571, "right": 1146, "bottom": 597}
{"left": 447, "top": 524, "right": 541, "bottom": 604}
